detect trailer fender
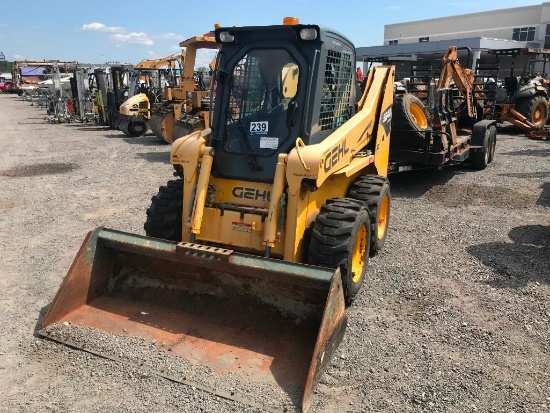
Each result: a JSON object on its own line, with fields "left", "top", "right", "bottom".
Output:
{"left": 471, "top": 120, "right": 497, "bottom": 148}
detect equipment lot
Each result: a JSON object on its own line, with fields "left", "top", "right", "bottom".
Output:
{"left": 0, "top": 93, "right": 548, "bottom": 412}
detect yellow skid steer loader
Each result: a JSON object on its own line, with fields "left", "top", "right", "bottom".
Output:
{"left": 42, "top": 18, "right": 395, "bottom": 412}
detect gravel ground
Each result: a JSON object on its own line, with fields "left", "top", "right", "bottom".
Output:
{"left": 0, "top": 94, "right": 548, "bottom": 412}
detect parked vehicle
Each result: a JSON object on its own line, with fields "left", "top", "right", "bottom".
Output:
{"left": 475, "top": 47, "right": 550, "bottom": 138}
{"left": 0, "top": 79, "right": 14, "bottom": 93}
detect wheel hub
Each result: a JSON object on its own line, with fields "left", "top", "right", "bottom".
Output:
{"left": 410, "top": 102, "right": 428, "bottom": 129}
{"left": 378, "top": 194, "right": 390, "bottom": 240}
{"left": 351, "top": 225, "right": 368, "bottom": 283}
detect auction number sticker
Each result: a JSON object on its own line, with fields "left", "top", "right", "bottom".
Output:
{"left": 250, "top": 121, "right": 268, "bottom": 135}
{"left": 259, "top": 137, "right": 279, "bottom": 149}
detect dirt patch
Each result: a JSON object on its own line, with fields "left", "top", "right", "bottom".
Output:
{"left": 396, "top": 286, "right": 450, "bottom": 320}
{"left": 1, "top": 162, "right": 78, "bottom": 177}
{"left": 424, "top": 184, "right": 536, "bottom": 208}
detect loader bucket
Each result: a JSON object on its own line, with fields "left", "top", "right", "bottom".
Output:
{"left": 150, "top": 110, "right": 175, "bottom": 143}
{"left": 41, "top": 228, "right": 347, "bottom": 412}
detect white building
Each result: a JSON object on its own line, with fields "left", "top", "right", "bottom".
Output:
{"left": 357, "top": 3, "right": 550, "bottom": 79}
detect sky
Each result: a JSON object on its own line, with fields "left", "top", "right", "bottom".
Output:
{"left": 0, "top": 0, "right": 542, "bottom": 68}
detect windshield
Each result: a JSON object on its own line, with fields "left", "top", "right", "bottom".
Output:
{"left": 224, "top": 49, "right": 300, "bottom": 156}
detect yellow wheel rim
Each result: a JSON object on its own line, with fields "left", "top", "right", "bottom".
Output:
{"left": 533, "top": 103, "right": 546, "bottom": 127}
{"left": 410, "top": 102, "right": 428, "bottom": 129}
{"left": 377, "top": 194, "right": 390, "bottom": 240}
{"left": 351, "top": 225, "right": 368, "bottom": 283}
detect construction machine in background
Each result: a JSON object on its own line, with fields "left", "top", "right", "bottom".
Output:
{"left": 88, "top": 65, "right": 133, "bottom": 128}
{"left": 118, "top": 53, "right": 184, "bottom": 138}
{"left": 69, "top": 68, "right": 90, "bottom": 121}
{"left": 70, "top": 66, "right": 104, "bottom": 123}
{"left": 388, "top": 46, "right": 496, "bottom": 172}
{"left": 149, "top": 35, "right": 219, "bottom": 144}
{"left": 40, "top": 22, "right": 497, "bottom": 413}
{"left": 475, "top": 47, "right": 550, "bottom": 139}
{"left": 11, "top": 60, "right": 78, "bottom": 98}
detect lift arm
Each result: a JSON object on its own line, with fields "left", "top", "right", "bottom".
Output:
{"left": 286, "top": 65, "right": 395, "bottom": 191}
{"left": 438, "top": 46, "right": 477, "bottom": 119}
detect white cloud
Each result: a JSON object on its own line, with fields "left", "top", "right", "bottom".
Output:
{"left": 13, "top": 54, "right": 25, "bottom": 60}
{"left": 170, "top": 45, "right": 181, "bottom": 50}
{"left": 147, "top": 50, "right": 157, "bottom": 57}
{"left": 80, "top": 22, "right": 125, "bottom": 33}
{"left": 195, "top": 50, "right": 218, "bottom": 70}
{"left": 111, "top": 32, "right": 154, "bottom": 46}
{"left": 155, "top": 33, "right": 183, "bottom": 40}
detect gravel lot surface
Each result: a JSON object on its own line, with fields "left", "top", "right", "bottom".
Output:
{"left": 0, "top": 93, "right": 548, "bottom": 412}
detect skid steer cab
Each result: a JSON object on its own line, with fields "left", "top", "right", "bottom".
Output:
{"left": 43, "top": 18, "right": 394, "bottom": 413}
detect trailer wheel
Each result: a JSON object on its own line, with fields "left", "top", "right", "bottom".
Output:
{"left": 516, "top": 95, "right": 548, "bottom": 129}
{"left": 144, "top": 179, "right": 183, "bottom": 241}
{"left": 308, "top": 198, "right": 370, "bottom": 306}
{"left": 391, "top": 93, "right": 431, "bottom": 147}
{"left": 487, "top": 125, "right": 497, "bottom": 164}
{"left": 347, "top": 175, "right": 390, "bottom": 256}
{"left": 471, "top": 127, "right": 492, "bottom": 170}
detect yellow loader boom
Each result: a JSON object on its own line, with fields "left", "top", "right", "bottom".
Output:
{"left": 134, "top": 52, "right": 185, "bottom": 70}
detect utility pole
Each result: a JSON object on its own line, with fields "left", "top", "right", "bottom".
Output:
{"left": 0, "top": 52, "right": 8, "bottom": 73}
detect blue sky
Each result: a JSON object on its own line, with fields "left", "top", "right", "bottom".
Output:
{"left": 0, "top": 0, "right": 541, "bottom": 68}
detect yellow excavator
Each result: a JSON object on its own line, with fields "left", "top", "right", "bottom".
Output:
{"left": 118, "top": 52, "right": 184, "bottom": 137}
{"left": 149, "top": 34, "right": 219, "bottom": 143}
{"left": 39, "top": 19, "right": 499, "bottom": 412}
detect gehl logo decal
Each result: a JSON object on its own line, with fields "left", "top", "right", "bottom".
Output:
{"left": 232, "top": 187, "right": 271, "bottom": 202}
{"left": 381, "top": 105, "right": 392, "bottom": 135}
{"left": 324, "top": 140, "right": 349, "bottom": 173}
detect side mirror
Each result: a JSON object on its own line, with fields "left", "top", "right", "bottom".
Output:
{"left": 282, "top": 63, "right": 299, "bottom": 98}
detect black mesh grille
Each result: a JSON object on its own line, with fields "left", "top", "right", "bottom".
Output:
{"left": 319, "top": 50, "right": 353, "bottom": 131}
{"left": 228, "top": 55, "right": 264, "bottom": 120}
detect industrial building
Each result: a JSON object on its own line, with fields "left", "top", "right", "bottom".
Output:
{"left": 357, "top": 2, "right": 550, "bottom": 79}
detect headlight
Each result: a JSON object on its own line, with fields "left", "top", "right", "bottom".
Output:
{"left": 219, "top": 31, "right": 234, "bottom": 42}
{"left": 300, "top": 28, "right": 317, "bottom": 41}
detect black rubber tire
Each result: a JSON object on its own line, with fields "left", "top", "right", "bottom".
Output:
{"left": 391, "top": 93, "right": 432, "bottom": 148}
{"left": 516, "top": 94, "right": 549, "bottom": 129}
{"left": 120, "top": 118, "right": 148, "bottom": 137}
{"left": 128, "top": 119, "right": 148, "bottom": 137}
{"left": 487, "top": 125, "right": 497, "bottom": 164}
{"left": 144, "top": 179, "right": 183, "bottom": 241}
{"left": 471, "top": 126, "right": 492, "bottom": 170}
{"left": 347, "top": 175, "right": 391, "bottom": 256}
{"left": 308, "top": 198, "right": 370, "bottom": 306}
